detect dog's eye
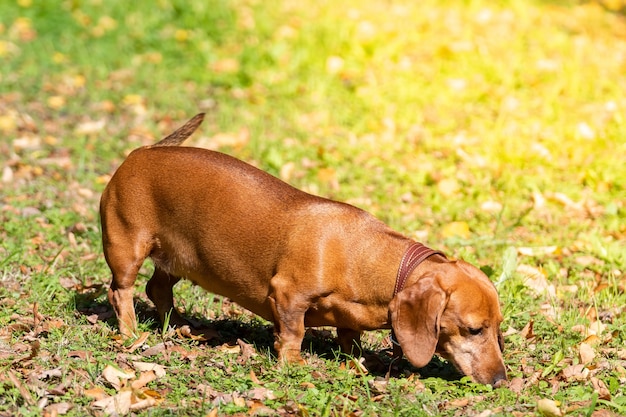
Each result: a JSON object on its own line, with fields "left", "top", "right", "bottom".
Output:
{"left": 468, "top": 327, "right": 483, "bottom": 335}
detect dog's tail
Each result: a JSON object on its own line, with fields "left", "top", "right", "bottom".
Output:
{"left": 151, "top": 113, "right": 205, "bottom": 147}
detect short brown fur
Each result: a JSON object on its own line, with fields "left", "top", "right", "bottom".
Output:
{"left": 100, "top": 114, "right": 507, "bottom": 385}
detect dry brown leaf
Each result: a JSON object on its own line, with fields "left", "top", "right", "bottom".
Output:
{"left": 102, "top": 365, "right": 135, "bottom": 390}
{"left": 520, "top": 320, "right": 535, "bottom": 340}
{"left": 176, "top": 325, "right": 208, "bottom": 341}
{"left": 218, "top": 343, "right": 241, "bottom": 354}
{"left": 575, "top": 255, "right": 602, "bottom": 267}
{"left": 249, "top": 369, "right": 262, "bottom": 385}
{"left": 75, "top": 119, "right": 106, "bottom": 135}
{"left": 345, "top": 357, "right": 368, "bottom": 375}
{"left": 518, "top": 264, "right": 555, "bottom": 297}
{"left": 141, "top": 342, "right": 171, "bottom": 357}
{"left": 590, "top": 377, "right": 611, "bottom": 400}
{"left": 133, "top": 361, "right": 166, "bottom": 378}
{"left": 43, "top": 402, "right": 72, "bottom": 416}
{"left": 126, "top": 332, "right": 150, "bottom": 353}
{"left": 83, "top": 387, "right": 107, "bottom": 400}
{"left": 246, "top": 387, "right": 276, "bottom": 401}
{"left": 92, "top": 389, "right": 132, "bottom": 414}
{"left": 507, "top": 377, "right": 524, "bottom": 393}
{"left": 130, "top": 371, "right": 156, "bottom": 390}
{"left": 130, "top": 395, "right": 158, "bottom": 411}
{"left": 237, "top": 339, "right": 258, "bottom": 363}
{"left": 579, "top": 343, "right": 596, "bottom": 365}
{"left": 248, "top": 400, "right": 275, "bottom": 416}
{"left": 583, "top": 334, "right": 601, "bottom": 345}
{"left": 232, "top": 393, "right": 246, "bottom": 407}
{"left": 591, "top": 410, "right": 618, "bottom": 417}
{"left": 7, "top": 370, "right": 34, "bottom": 406}
{"left": 561, "top": 364, "right": 588, "bottom": 381}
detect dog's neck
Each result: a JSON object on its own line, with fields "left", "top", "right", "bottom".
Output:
{"left": 393, "top": 242, "right": 446, "bottom": 296}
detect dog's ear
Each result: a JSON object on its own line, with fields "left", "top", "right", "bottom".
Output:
{"left": 498, "top": 328, "right": 505, "bottom": 353}
{"left": 389, "top": 275, "right": 446, "bottom": 368}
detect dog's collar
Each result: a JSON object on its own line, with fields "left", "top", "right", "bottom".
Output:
{"left": 393, "top": 242, "right": 446, "bottom": 296}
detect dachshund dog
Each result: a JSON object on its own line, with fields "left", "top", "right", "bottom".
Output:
{"left": 100, "top": 114, "right": 506, "bottom": 385}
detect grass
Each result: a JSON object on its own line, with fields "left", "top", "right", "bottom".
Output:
{"left": 1, "top": 0, "right": 625, "bottom": 415}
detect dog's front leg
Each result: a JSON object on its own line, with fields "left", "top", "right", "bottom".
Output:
{"left": 337, "top": 328, "right": 363, "bottom": 356}
{"left": 269, "top": 276, "right": 308, "bottom": 364}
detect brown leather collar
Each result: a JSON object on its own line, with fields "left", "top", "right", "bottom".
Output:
{"left": 393, "top": 242, "right": 446, "bottom": 296}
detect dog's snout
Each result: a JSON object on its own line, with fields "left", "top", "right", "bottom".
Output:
{"left": 490, "top": 370, "right": 507, "bottom": 387}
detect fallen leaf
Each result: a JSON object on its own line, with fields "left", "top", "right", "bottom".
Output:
{"left": 176, "top": 325, "right": 208, "bottom": 341}
{"left": 218, "top": 343, "right": 241, "bottom": 355}
{"left": 101, "top": 365, "right": 135, "bottom": 390}
{"left": 237, "top": 339, "right": 257, "bottom": 363}
{"left": 130, "top": 371, "right": 156, "bottom": 390}
{"left": 368, "top": 378, "right": 388, "bottom": 395}
{"left": 437, "top": 178, "right": 460, "bottom": 197}
{"left": 517, "top": 246, "right": 560, "bottom": 257}
{"left": 590, "top": 377, "right": 611, "bottom": 400}
{"left": 75, "top": 119, "right": 105, "bottom": 135}
{"left": 249, "top": 369, "right": 262, "bottom": 385}
{"left": 125, "top": 332, "right": 150, "bottom": 353}
{"left": 441, "top": 221, "right": 471, "bottom": 239}
{"left": 43, "top": 402, "right": 72, "bottom": 416}
{"left": 246, "top": 387, "right": 276, "bottom": 401}
{"left": 480, "top": 200, "right": 503, "bottom": 213}
{"left": 232, "top": 393, "right": 246, "bottom": 407}
{"left": 520, "top": 320, "right": 535, "bottom": 340}
{"left": 590, "top": 410, "right": 618, "bottom": 417}
{"left": 7, "top": 370, "right": 34, "bottom": 406}
{"left": 507, "top": 377, "right": 524, "bottom": 393}
{"left": 92, "top": 389, "right": 133, "bottom": 414}
{"left": 583, "top": 334, "right": 601, "bottom": 345}
{"left": 132, "top": 361, "right": 166, "bottom": 378}
{"left": 84, "top": 387, "right": 107, "bottom": 400}
{"left": 575, "top": 255, "right": 602, "bottom": 267}
{"left": 537, "top": 398, "right": 562, "bottom": 417}
{"left": 518, "top": 264, "right": 555, "bottom": 297}
{"left": 561, "top": 364, "right": 588, "bottom": 381}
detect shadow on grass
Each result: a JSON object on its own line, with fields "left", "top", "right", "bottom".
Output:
{"left": 74, "top": 293, "right": 462, "bottom": 381}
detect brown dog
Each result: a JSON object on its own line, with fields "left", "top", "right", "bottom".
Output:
{"left": 100, "top": 114, "right": 506, "bottom": 385}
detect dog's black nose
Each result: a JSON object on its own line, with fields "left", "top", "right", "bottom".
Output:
{"left": 491, "top": 370, "right": 507, "bottom": 388}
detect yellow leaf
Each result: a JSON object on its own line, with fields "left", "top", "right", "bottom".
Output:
{"left": 0, "top": 113, "right": 17, "bottom": 133}
{"left": 47, "top": 95, "right": 66, "bottom": 110}
{"left": 437, "top": 178, "right": 459, "bottom": 197}
{"left": 210, "top": 58, "right": 239, "bottom": 74}
{"left": 175, "top": 29, "right": 189, "bottom": 42}
{"left": 123, "top": 94, "right": 143, "bottom": 106}
{"left": 317, "top": 167, "right": 336, "bottom": 183}
{"left": 536, "top": 398, "right": 562, "bottom": 417}
{"left": 441, "top": 221, "right": 470, "bottom": 239}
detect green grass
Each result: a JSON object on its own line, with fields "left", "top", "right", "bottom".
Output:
{"left": 1, "top": 0, "right": 626, "bottom": 415}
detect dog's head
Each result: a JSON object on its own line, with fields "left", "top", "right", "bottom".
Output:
{"left": 389, "top": 260, "right": 506, "bottom": 386}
